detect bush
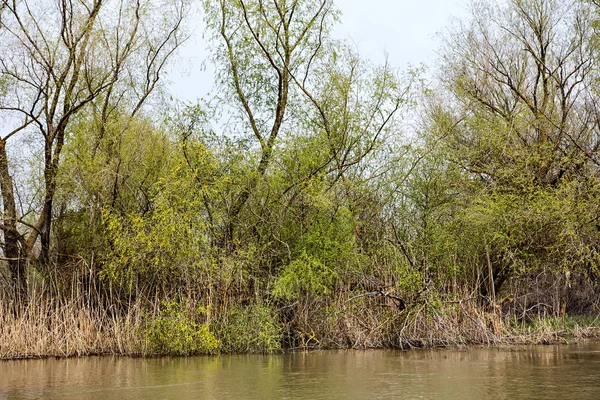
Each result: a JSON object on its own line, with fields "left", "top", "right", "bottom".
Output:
{"left": 144, "top": 300, "right": 220, "bottom": 356}
{"left": 213, "top": 303, "right": 282, "bottom": 353}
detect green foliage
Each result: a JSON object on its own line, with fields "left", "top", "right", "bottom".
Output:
{"left": 101, "top": 143, "right": 218, "bottom": 290}
{"left": 57, "top": 112, "right": 172, "bottom": 259}
{"left": 394, "top": 257, "right": 423, "bottom": 293}
{"left": 212, "top": 303, "right": 282, "bottom": 354}
{"left": 4, "top": 0, "right": 600, "bottom": 355}
{"left": 273, "top": 251, "right": 338, "bottom": 300}
{"left": 273, "top": 192, "right": 361, "bottom": 300}
{"left": 519, "top": 314, "right": 600, "bottom": 332}
{"left": 144, "top": 300, "right": 220, "bottom": 356}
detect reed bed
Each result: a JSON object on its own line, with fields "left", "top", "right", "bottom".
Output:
{"left": 1, "top": 283, "right": 599, "bottom": 359}
{"left": 0, "top": 294, "right": 146, "bottom": 359}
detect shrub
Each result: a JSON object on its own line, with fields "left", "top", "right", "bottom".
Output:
{"left": 213, "top": 303, "right": 282, "bottom": 353}
{"left": 144, "top": 300, "right": 220, "bottom": 356}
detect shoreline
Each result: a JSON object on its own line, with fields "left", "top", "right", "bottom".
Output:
{"left": 2, "top": 323, "right": 599, "bottom": 361}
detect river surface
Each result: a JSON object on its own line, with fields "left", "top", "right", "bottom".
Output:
{"left": 1, "top": 343, "right": 600, "bottom": 399}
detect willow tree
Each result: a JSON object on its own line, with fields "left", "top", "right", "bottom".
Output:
{"left": 439, "top": 0, "right": 597, "bottom": 187}
{"left": 0, "top": 0, "right": 187, "bottom": 298}
{"left": 204, "top": 1, "right": 407, "bottom": 248}
{"left": 203, "top": 0, "right": 338, "bottom": 247}
{"left": 422, "top": 0, "right": 600, "bottom": 307}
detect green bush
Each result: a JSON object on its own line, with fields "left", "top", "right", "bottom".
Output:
{"left": 144, "top": 300, "right": 220, "bottom": 356}
{"left": 213, "top": 303, "right": 282, "bottom": 353}
{"left": 273, "top": 251, "right": 338, "bottom": 300}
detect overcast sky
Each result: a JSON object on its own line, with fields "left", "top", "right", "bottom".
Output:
{"left": 167, "top": 0, "right": 471, "bottom": 103}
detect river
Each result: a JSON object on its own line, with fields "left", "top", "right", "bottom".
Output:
{"left": 1, "top": 343, "right": 599, "bottom": 399}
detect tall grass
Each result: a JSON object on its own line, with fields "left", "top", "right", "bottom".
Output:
{"left": 282, "top": 291, "right": 600, "bottom": 351}
{"left": 0, "top": 292, "right": 146, "bottom": 359}
{"left": 1, "top": 272, "right": 600, "bottom": 359}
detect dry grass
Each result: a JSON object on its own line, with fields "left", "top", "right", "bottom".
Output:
{"left": 289, "top": 293, "right": 600, "bottom": 351}
{"left": 1, "top": 283, "right": 599, "bottom": 359}
{"left": 0, "top": 294, "right": 148, "bottom": 359}
{"left": 329, "top": 300, "right": 510, "bottom": 349}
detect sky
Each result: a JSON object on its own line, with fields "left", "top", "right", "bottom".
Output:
{"left": 168, "top": 0, "right": 471, "bottom": 103}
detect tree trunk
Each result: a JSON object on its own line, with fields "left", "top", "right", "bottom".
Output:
{"left": 0, "top": 139, "right": 26, "bottom": 299}
{"left": 39, "top": 197, "right": 53, "bottom": 266}
{"left": 39, "top": 127, "right": 62, "bottom": 266}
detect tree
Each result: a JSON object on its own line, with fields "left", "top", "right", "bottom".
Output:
{"left": 440, "top": 0, "right": 597, "bottom": 188}
{"left": 0, "top": 0, "right": 187, "bottom": 297}
{"left": 423, "top": 0, "right": 600, "bottom": 308}
{"left": 205, "top": 0, "right": 407, "bottom": 251}
{"left": 204, "top": 0, "right": 337, "bottom": 246}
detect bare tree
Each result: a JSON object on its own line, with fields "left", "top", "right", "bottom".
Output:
{"left": 424, "top": 0, "right": 600, "bottom": 302}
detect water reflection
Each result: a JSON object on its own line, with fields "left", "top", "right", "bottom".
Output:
{"left": 1, "top": 343, "right": 599, "bottom": 399}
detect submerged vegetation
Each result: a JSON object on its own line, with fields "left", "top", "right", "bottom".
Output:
{"left": 1, "top": 0, "right": 600, "bottom": 358}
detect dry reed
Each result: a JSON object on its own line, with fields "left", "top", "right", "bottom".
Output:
{"left": 0, "top": 292, "right": 148, "bottom": 359}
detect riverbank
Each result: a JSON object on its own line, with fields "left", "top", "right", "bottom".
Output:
{"left": 2, "top": 295, "right": 599, "bottom": 360}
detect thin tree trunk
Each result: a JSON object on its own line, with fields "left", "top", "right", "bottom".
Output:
{"left": 0, "top": 139, "right": 26, "bottom": 298}
{"left": 39, "top": 197, "right": 53, "bottom": 266}
{"left": 486, "top": 245, "right": 495, "bottom": 306}
{"left": 39, "top": 127, "right": 63, "bottom": 266}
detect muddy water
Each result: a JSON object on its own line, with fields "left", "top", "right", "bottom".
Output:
{"left": 1, "top": 343, "right": 600, "bottom": 399}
